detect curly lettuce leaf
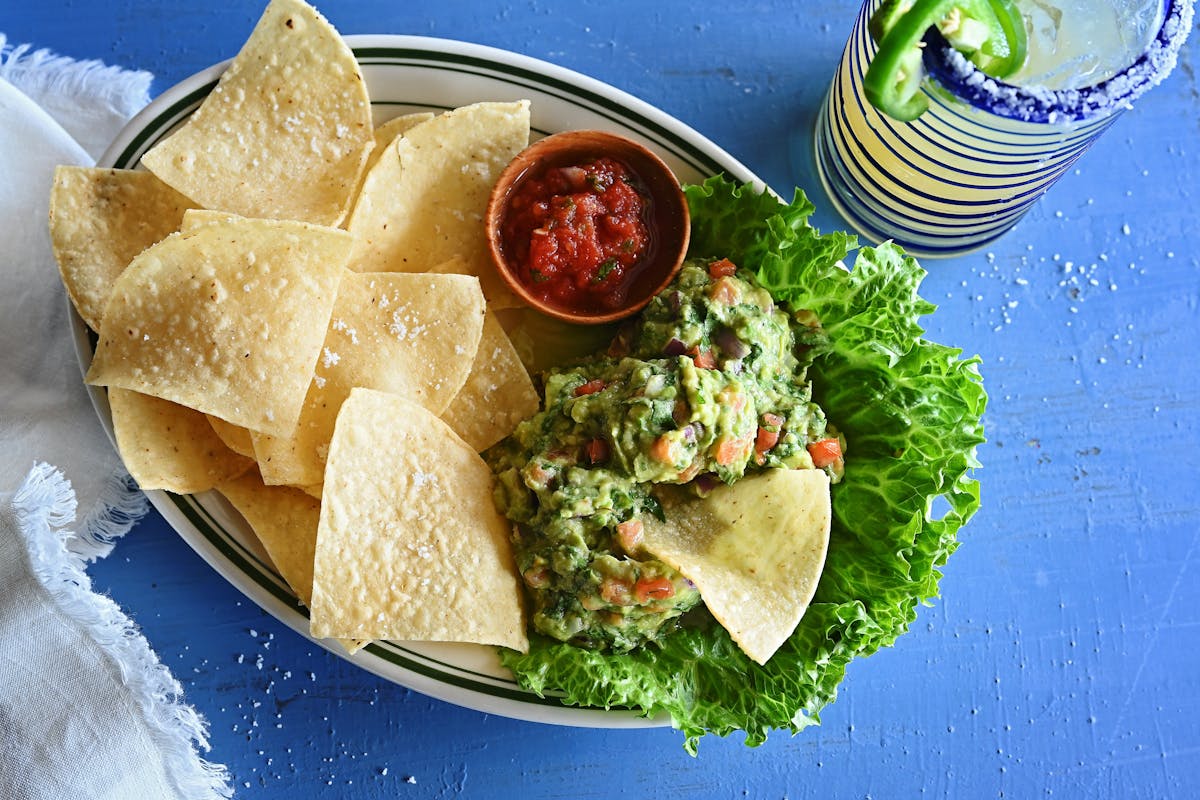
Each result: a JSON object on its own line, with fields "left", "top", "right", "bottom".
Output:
{"left": 501, "top": 176, "right": 986, "bottom": 753}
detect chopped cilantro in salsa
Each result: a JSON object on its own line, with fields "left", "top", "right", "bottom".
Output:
{"left": 499, "top": 156, "right": 652, "bottom": 314}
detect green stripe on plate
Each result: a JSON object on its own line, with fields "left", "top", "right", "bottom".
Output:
{"left": 113, "top": 81, "right": 217, "bottom": 168}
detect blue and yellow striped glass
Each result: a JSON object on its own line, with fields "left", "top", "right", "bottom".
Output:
{"left": 814, "top": 0, "right": 1193, "bottom": 257}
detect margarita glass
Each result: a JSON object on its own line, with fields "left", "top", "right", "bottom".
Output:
{"left": 814, "top": 0, "right": 1195, "bottom": 257}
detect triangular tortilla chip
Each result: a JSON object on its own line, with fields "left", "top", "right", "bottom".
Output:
{"left": 180, "top": 208, "right": 244, "bottom": 231}
{"left": 86, "top": 217, "right": 350, "bottom": 438}
{"left": 364, "top": 112, "right": 435, "bottom": 176}
{"left": 49, "top": 166, "right": 194, "bottom": 332}
{"left": 296, "top": 483, "right": 323, "bottom": 499}
{"left": 218, "top": 470, "right": 322, "bottom": 605}
{"left": 342, "top": 112, "right": 437, "bottom": 215}
{"left": 427, "top": 252, "right": 522, "bottom": 310}
{"left": 496, "top": 306, "right": 615, "bottom": 376}
{"left": 640, "top": 469, "right": 831, "bottom": 665}
{"left": 309, "top": 388, "right": 527, "bottom": 651}
{"left": 139, "top": 0, "right": 372, "bottom": 226}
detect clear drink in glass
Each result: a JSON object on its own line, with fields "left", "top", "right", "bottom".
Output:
{"left": 813, "top": 0, "right": 1194, "bottom": 257}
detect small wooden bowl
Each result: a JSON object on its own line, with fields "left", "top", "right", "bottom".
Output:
{"left": 485, "top": 130, "right": 690, "bottom": 325}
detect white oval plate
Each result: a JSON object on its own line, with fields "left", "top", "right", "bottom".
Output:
{"left": 79, "top": 34, "right": 760, "bottom": 728}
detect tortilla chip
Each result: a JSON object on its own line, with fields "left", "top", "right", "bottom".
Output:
{"left": 441, "top": 311, "right": 538, "bottom": 452}
{"left": 206, "top": 414, "right": 256, "bottom": 459}
{"left": 344, "top": 100, "right": 529, "bottom": 307}
{"left": 139, "top": 0, "right": 372, "bottom": 226}
{"left": 217, "top": 470, "right": 366, "bottom": 653}
{"left": 309, "top": 388, "right": 527, "bottom": 651}
{"left": 252, "top": 271, "right": 486, "bottom": 487}
{"left": 85, "top": 217, "right": 350, "bottom": 438}
{"left": 110, "top": 388, "right": 254, "bottom": 493}
{"left": 48, "top": 166, "right": 194, "bottom": 332}
{"left": 217, "top": 469, "right": 322, "bottom": 605}
{"left": 640, "top": 469, "right": 831, "bottom": 665}
{"left": 496, "top": 306, "right": 616, "bottom": 376}
{"left": 365, "top": 112, "right": 435, "bottom": 175}
{"left": 344, "top": 112, "right": 437, "bottom": 211}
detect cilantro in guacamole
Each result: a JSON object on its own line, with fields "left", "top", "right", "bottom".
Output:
{"left": 488, "top": 260, "right": 843, "bottom": 651}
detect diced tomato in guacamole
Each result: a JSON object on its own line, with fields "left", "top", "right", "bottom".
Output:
{"left": 488, "top": 260, "right": 842, "bottom": 651}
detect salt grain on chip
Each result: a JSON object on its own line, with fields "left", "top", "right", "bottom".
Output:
{"left": 309, "top": 388, "right": 527, "bottom": 652}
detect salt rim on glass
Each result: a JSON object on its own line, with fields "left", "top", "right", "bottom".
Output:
{"left": 924, "top": 0, "right": 1196, "bottom": 124}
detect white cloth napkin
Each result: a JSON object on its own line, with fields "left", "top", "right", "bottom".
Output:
{"left": 0, "top": 39, "right": 146, "bottom": 553}
{"left": 0, "top": 38, "right": 232, "bottom": 799}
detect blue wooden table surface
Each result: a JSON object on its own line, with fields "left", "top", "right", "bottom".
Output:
{"left": 6, "top": 1, "right": 1199, "bottom": 797}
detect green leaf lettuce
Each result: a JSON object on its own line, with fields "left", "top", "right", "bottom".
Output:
{"left": 500, "top": 176, "right": 987, "bottom": 753}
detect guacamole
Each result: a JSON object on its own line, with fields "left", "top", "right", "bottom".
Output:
{"left": 488, "top": 258, "right": 843, "bottom": 651}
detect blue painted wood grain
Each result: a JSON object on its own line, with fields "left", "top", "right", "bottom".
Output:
{"left": 5, "top": 1, "right": 1198, "bottom": 796}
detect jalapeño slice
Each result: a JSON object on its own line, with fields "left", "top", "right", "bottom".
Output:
{"left": 863, "top": 0, "right": 1028, "bottom": 121}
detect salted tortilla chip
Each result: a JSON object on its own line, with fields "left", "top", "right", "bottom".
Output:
{"left": 344, "top": 101, "right": 529, "bottom": 307}
{"left": 48, "top": 166, "right": 193, "bottom": 332}
{"left": 640, "top": 469, "right": 831, "bottom": 665}
{"left": 206, "top": 414, "right": 256, "bottom": 459}
{"left": 217, "top": 470, "right": 365, "bottom": 653}
{"left": 252, "top": 272, "right": 486, "bottom": 486}
{"left": 110, "top": 388, "right": 254, "bottom": 493}
{"left": 441, "top": 311, "right": 538, "bottom": 452}
{"left": 139, "top": 0, "right": 372, "bottom": 226}
{"left": 85, "top": 217, "right": 350, "bottom": 438}
{"left": 309, "top": 388, "right": 527, "bottom": 651}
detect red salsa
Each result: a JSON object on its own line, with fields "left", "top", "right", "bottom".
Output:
{"left": 500, "top": 156, "right": 652, "bottom": 313}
